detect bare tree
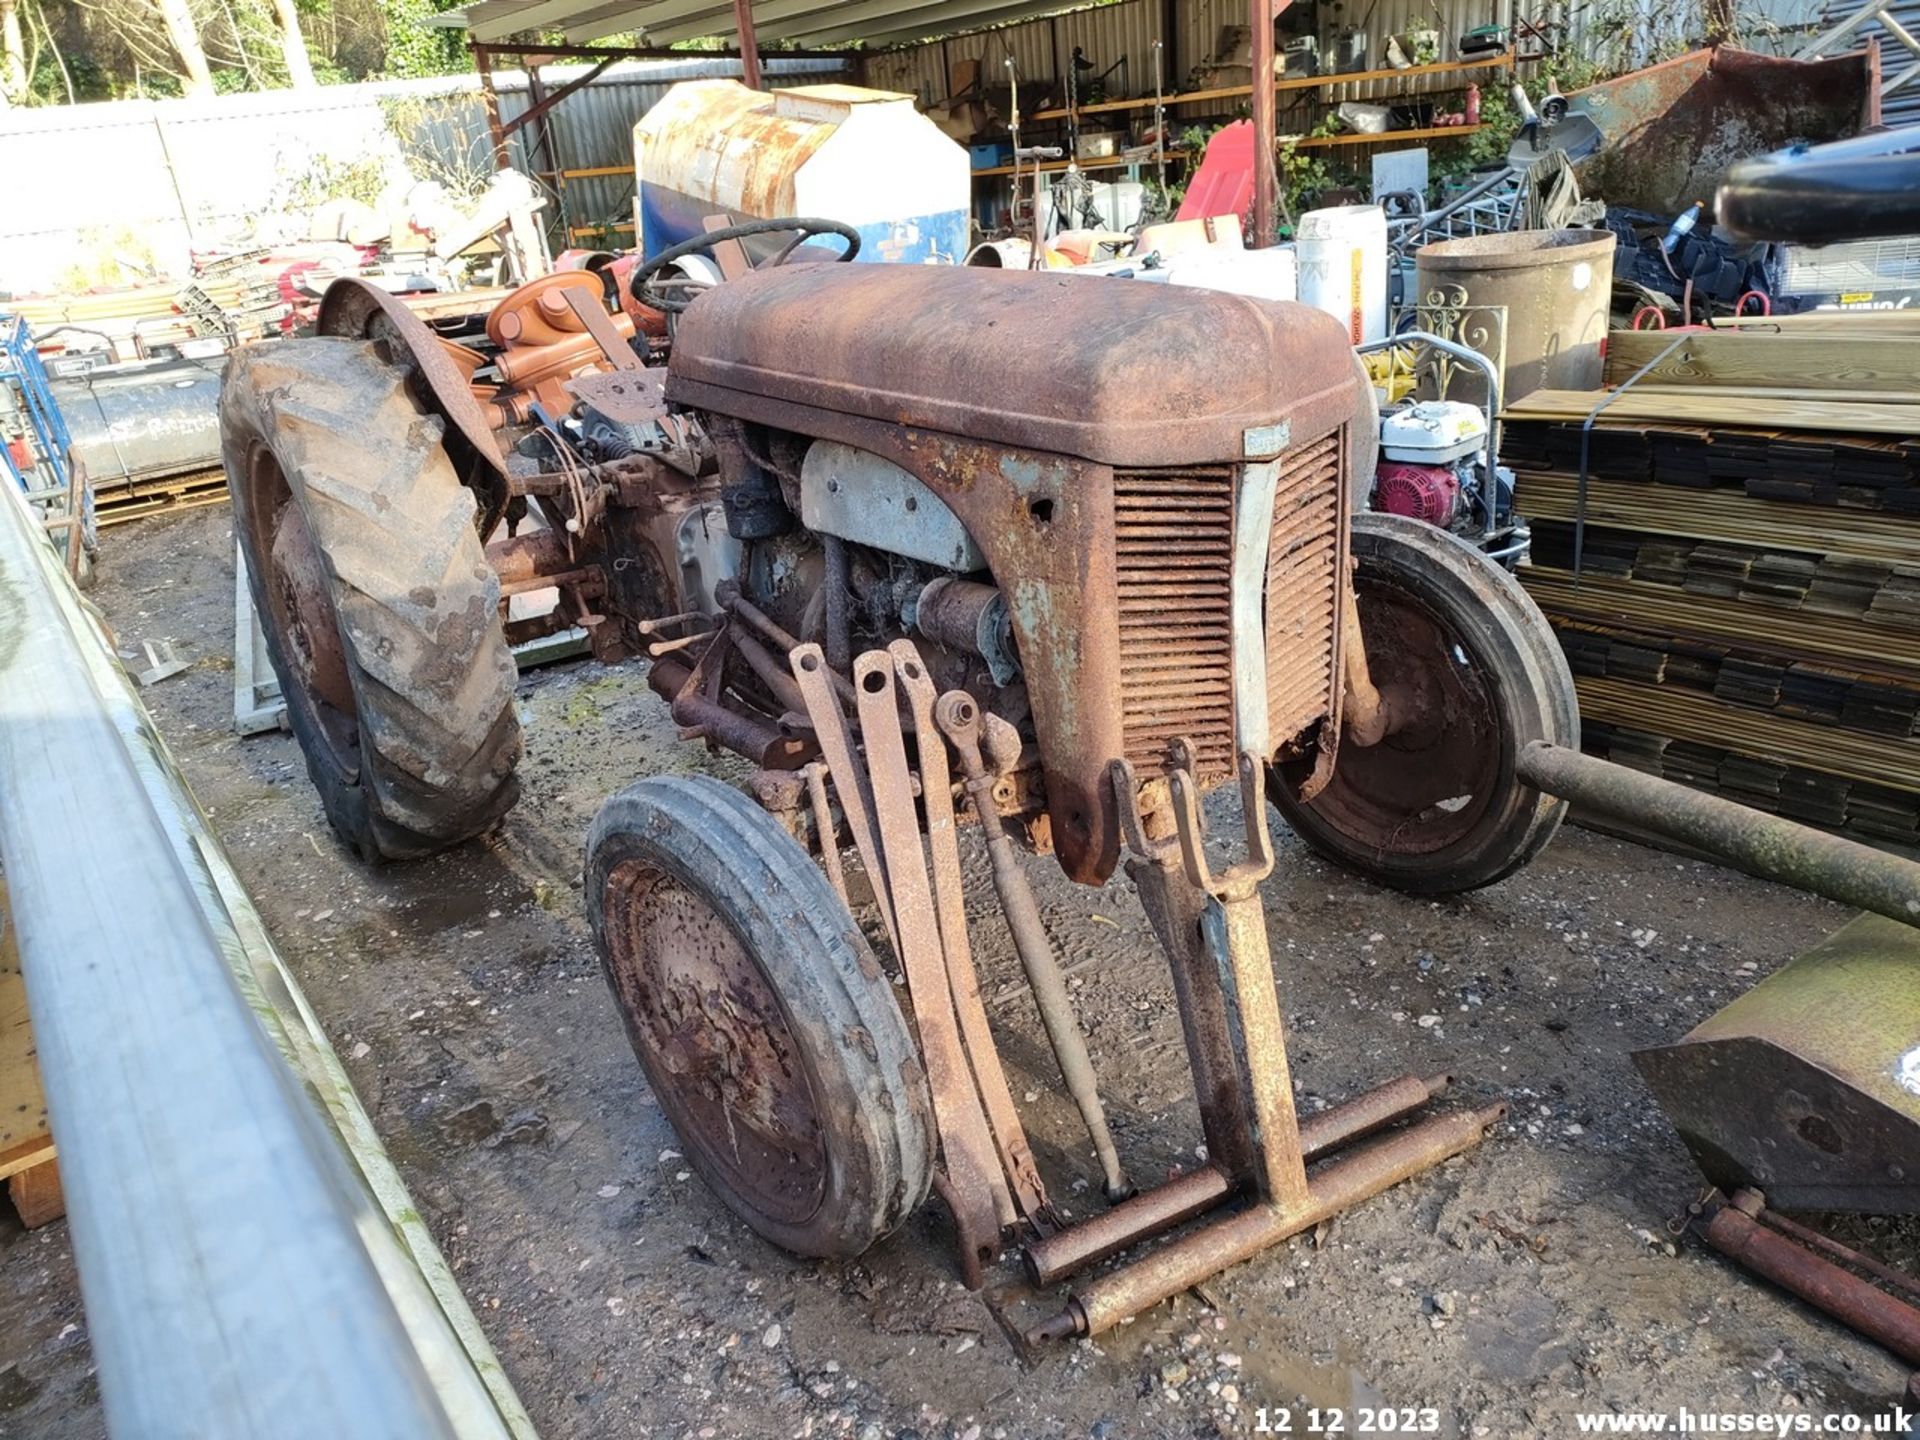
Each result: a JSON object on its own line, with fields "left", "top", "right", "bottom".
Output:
{"left": 0, "top": 0, "right": 26, "bottom": 104}
{"left": 267, "top": 0, "right": 314, "bottom": 85}
{"left": 155, "top": 0, "right": 215, "bottom": 95}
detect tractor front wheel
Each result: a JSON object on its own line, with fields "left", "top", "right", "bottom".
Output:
{"left": 586, "top": 776, "right": 934, "bottom": 1258}
{"left": 1269, "top": 513, "right": 1579, "bottom": 894}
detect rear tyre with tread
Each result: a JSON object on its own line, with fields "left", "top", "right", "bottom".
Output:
{"left": 222, "top": 337, "right": 522, "bottom": 861}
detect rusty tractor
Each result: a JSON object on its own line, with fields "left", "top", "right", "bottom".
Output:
{"left": 222, "top": 216, "right": 1920, "bottom": 1338}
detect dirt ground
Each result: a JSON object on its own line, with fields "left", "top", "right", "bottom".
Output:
{"left": 2, "top": 503, "right": 1915, "bottom": 1440}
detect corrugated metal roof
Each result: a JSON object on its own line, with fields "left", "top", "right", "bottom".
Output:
{"left": 442, "top": 0, "right": 1113, "bottom": 49}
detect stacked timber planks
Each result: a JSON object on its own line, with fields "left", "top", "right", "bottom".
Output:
{"left": 1505, "top": 322, "right": 1920, "bottom": 855}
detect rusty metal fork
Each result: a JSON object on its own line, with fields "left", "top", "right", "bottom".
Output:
{"left": 853, "top": 654, "right": 1005, "bottom": 1284}
{"left": 889, "top": 642, "right": 1052, "bottom": 1232}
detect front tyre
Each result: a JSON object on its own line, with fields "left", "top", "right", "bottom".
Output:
{"left": 586, "top": 776, "right": 934, "bottom": 1258}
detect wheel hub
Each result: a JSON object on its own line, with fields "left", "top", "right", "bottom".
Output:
{"left": 1309, "top": 576, "right": 1503, "bottom": 855}
{"left": 267, "top": 498, "right": 355, "bottom": 717}
{"left": 603, "top": 863, "right": 827, "bottom": 1226}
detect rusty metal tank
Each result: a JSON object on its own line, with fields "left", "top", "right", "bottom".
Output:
{"left": 633, "top": 81, "right": 969, "bottom": 267}
{"left": 1413, "top": 229, "right": 1614, "bottom": 404}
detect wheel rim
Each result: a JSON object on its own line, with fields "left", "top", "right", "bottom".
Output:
{"left": 602, "top": 860, "right": 828, "bottom": 1226}
{"left": 249, "top": 443, "right": 360, "bottom": 774}
{"left": 1292, "top": 571, "right": 1507, "bottom": 856}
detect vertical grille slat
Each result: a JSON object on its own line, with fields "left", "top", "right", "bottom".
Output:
{"left": 1113, "top": 463, "right": 1238, "bottom": 780}
{"left": 1112, "top": 429, "right": 1346, "bottom": 781}
{"left": 1266, "top": 433, "right": 1345, "bottom": 752}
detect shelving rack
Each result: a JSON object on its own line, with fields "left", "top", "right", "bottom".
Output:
{"left": 1027, "top": 52, "right": 1515, "bottom": 123}
{"left": 971, "top": 52, "right": 1513, "bottom": 189}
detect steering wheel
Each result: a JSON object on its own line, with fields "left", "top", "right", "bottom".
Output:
{"left": 628, "top": 216, "right": 862, "bottom": 312}
{"left": 1717, "top": 128, "right": 1920, "bottom": 245}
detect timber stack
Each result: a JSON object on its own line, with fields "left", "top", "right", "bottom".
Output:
{"left": 1503, "top": 319, "right": 1920, "bottom": 856}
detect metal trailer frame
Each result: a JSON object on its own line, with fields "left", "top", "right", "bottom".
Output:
{"left": 1803, "top": 0, "right": 1920, "bottom": 101}
{"left": 0, "top": 475, "right": 537, "bottom": 1440}
{"left": 0, "top": 314, "right": 73, "bottom": 496}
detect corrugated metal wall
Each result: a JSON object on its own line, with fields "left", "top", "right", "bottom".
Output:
{"left": 0, "top": 56, "right": 844, "bottom": 294}
{"left": 862, "top": 0, "right": 1521, "bottom": 123}
{"left": 859, "top": 0, "right": 1895, "bottom": 137}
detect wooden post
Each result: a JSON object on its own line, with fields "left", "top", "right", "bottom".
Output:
{"left": 1250, "top": 0, "right": 1278, "bottom": 247}
{"left": 473, "top": 43, "right": 510, "bottom": 172}
{"left": 734, "top": 0, "right": 762, "bottom": 90}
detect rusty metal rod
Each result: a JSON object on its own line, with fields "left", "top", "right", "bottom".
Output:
{"left": 1027, "top": 1103, "right": 1506, "bottom": 1341}
{"left": 1756, "top": 1205, "right": 1920, "bottom": 1307}
{"left": 484, "top": 526, "right": 571, "bottom": 586}
{"left": 667, "top": 684, "right": 809, "bottom": 769}
{"left": 936, "top": 690, "right": 1130, "bottom": 1203}
{"left": 822, "top": 535, "right": 851, "bottom": 674}
{"left": 1693, "top": 1195, "right": 1920, "bottom": 1366}
{"left": 499, "top": 565, "right": 595, "bottom": 599}
{"left": 802, "top": 762, "right": 849, "bottom": 907}
{"left": 723, "top": 586, "right": 862, "bottom": 711}
{"left": 1024, "top": 1073, "right": 1452, "bottom": 1285}
{"left": 731, "top": 628, "right": 809, "bottom": 716}
{"left": 1515, "top": 741, "right": 1920, "bottom": 927}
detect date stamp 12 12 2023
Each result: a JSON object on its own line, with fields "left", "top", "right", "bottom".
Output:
{"left": 1252, "top": 1406, "right": 1444, "bottom": 1435}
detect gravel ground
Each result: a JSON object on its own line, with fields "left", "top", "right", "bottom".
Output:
{"left": 0, "top": 504, "right": 1913, "bottom": 1439}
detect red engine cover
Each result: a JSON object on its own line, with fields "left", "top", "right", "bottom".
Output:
{"left": 1374, "top": 461, "right": 1461, "bottom": 526}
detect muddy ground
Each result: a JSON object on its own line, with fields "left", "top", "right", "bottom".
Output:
{"left": 2, "top": 504, "right": 1915, "bottom": 1439}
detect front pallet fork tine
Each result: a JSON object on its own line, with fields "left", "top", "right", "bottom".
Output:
{"left": 890, "top": 642, "right": 1053, "bottom": 1232}
{"left": 1109, "top": 758, "right": 1257, "bottom": 1186}
{"left": 1167, "top": 747, "right": 1310, "bottom": 1212}
{"left": 853, "top": 655, "right": 1005, "bottom": 1285}
{"left": 790, "top": 643, "right": 898, "bottom": 955}
{"left": 1025, "top": 745, "right": 1506, "bottom": 1342}
{"left": 935, "top": 689, "right": 1132, "bottom": 1204}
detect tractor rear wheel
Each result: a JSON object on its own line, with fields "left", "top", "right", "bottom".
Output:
{"left": 222, "top": 338, "right": 522, "bottom": 862}
{"left": 1269, "top": 514, "right": 1579, "bottom": 894}
{"left": 586, "top": 776, "right": 934, "bottom": 1259}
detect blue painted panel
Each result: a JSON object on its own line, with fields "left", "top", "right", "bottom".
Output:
{"left": 640, "top": 182, "right": 966, "bottom": 267}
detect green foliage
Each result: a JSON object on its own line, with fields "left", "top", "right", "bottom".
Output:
{"left": 266, "top": 148, "right": 393, "bottom": 211}
{"left": 378, "top": 0, "right": 467, "bottom": 78}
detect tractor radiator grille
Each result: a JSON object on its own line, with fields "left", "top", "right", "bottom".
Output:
{"left": 1114, "top": 464, "right": 1237, "bottom": 781}
{"left": 1265, "top": 430, "right": 1346, "bottom": 754}
{"left": 1112, "top": 429, "right": 1346, "bottom": 782}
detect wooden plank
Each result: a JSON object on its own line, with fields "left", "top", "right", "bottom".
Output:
{"left": 972, "top": 147, "right": 1189, "bottom": 178}
{"left": 0, "top": 880, "right": 49, "bottom": 1164}
{"left": 9, "top": 1158, "right": 64, "bottom": 1228}
{"left": 1512, "top": 472, "right": 1920, "bottom": 565}
{"left": 1714, "top": 310, "right": 1920, "bottom": 333}
{"left": 1605, "top": 330, "right": 1920, "bottom": 391}
{"left": 1521, "top": 567, "right": 1920, "bottom": 683}
{"left": 1503, "top": 387, "right": 1920, "bottom": 436}
{"left": 1574, "top": 674, "right": 1920, "bottom": 795}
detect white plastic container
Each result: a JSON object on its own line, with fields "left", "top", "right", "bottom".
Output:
{"left": 1296, "top": 203, "right": 1389, "bottom": 343}
{"left": 634, "top": 81, "right": 969, "bottom": 265}
{"left": 1165, "top": 244, "right": 1298, "bottom": 302}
